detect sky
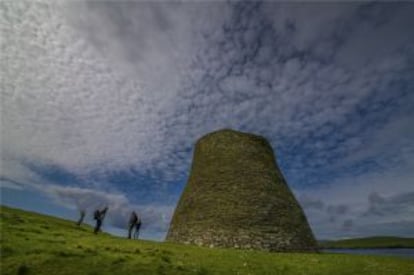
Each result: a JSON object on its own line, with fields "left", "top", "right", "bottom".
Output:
{"left": 1, "top": 1, "right": 414, "bottom": 241}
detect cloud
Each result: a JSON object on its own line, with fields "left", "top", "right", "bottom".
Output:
{"left": 295, "top": 160, "right": 414, "bottom": 239}
{"left": 1, "top": 1, "right": 228, "bottom": 180}
{"left": 342, "top": 219, "right": 353, "bottom": 231}
{"left": 2, "top": 2, "right": 413, "bottom": 185}
{"left": 46, "top": 185, "right": 128, "bottom": 211}
{"left": 298, "top": 195, "right": 325, "bottom": 211}
{"left": 1, "top": 2, "right": 414, "bottom": 240}
{"left": 354, "top": 220, "right": 414, "bottom": 237}
{"left": 326, "top": 204, "right": 349, "bottom": 223}
{"left": 0, "top": 177, "right": 24, "bottom": 190}
{"left": 364, "top": 192, "right": 414, "bottom": 217}
{"left": 327, "top": 204, "right": 348, "bottom": 216}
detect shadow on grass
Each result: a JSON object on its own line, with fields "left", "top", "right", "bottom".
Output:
{"left": 17, "top": 264, "right": 29, "bottom": 275}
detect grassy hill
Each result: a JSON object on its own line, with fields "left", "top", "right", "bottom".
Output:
{"left": 1, "top": 205, "right": 413, "bottom": 275}
{"left": 319, "top": 236, "right": 414, "bottom": 249}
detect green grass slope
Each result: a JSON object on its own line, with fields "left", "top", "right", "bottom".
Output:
{"left": 319, "top": 236, "right": 414, "bottom": 249}
{"left": 1, "top": 205, "right": 413, "bottom": 275}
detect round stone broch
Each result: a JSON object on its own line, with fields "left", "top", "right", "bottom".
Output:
{"left": 166, "top": 129, "right": 318, "bottom": 252}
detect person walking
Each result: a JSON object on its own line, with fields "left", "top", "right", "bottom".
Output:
{"left": 76, "top": 210, "right": 85, "bottom": 226}
{"left": 128, "top": 211, "right": 138, "bottom": 239}
{"left": 93, "top": 206, "right": 108, "bottom": 234}
{"left": 134, "top": 215, "right": 142, "bottom": 239}
{"left": 128, "top": 211, "right": 142, "bottom": 239}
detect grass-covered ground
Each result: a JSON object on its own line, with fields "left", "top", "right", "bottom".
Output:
{"left": 319, "top": 236, "right": 414, "bottom": 249}
{"left": 1, "top": 205, "right": 413, "bottom": 275}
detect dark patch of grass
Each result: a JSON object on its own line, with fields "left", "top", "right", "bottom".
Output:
{"left": 17, "top": 264, "right": 29, "bottom": 275}
{"left": 147, "top": 249, "right": 157, "bottom": 256}
{"left": 28, "top": 248, "right": 43, "bottom": 254}
{"left": 175, "top": 264, "right": 185, "bottom": 271}
{"left": 1, "top": 246, "right": 14, "bottom": 257}
{"left": 15, "top": 226, "right": 42, "bottom": 234}
{"left": 161, "top": 249, "right": 173, "bottom": 255}
{"left": 15, "top": 232, "right": 26, "bottom": 238}
{"left": 156, "top": 264, "right": 166, "bottom": 275}
{"left": 9, "top": 214, "right": 26, "bottom": 225}
{"left": 196, "top": 266, "right": 209, "bottom": 275}
{"left": 54, "top": 250, "right": 82, "bottom": 257}
{"left": 160, "top": 254, "right": 171, "bottom": 264}
{"left": 83, "top": 247, "right": 98, "bottom": 255}
{"left": 43, "top": 239, "right": 67, "bottom": 244}
{"left": 112, "top": 257, "right": 126, "bottom": 265}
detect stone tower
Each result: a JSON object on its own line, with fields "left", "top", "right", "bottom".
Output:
{"left": 166, "top": 129, "right": 318, "bottom": 252}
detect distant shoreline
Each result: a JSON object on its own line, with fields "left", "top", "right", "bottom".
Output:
{"left": 319, "top": 236, "right": 414, "bottom": 249}
{"left": 323, "top": 247, "right": 414, "bottom": 250}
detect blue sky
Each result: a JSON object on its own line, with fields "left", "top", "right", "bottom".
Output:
{"left": 1, "top": 1, "right": 414, "bottom": 240}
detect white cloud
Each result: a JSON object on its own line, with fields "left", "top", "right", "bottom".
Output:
{"left": 1, "top": 2, "right": 413, "bottom": 240}
{"left": 2, "top": 2, "right": 412, "bottom": 182}
{"left": 0, "top": 2, "right": 229, "bottom": 181}
{"left": 295, "top": 157, "right": 414, "bottom": 239}
{"left": 0, "top": 178, "right": 23, "bottom": 190}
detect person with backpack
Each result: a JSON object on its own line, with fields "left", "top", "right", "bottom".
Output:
{"left": 134, "top": 216, "right": 142, "bottom": 239}
{"left": 76, "top": 209, "right": 86, "bottom": 226}
{"left": 93, "top": 206, "right": 108, "bottom": 234}
{"left": 128, "top": 211, "right": 142, "bottom": 239}
{"left": 128, "top": 211, "right": 138, "bottom": 239}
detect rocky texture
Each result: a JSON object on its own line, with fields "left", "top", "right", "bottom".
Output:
{"left": 166, "top": 129, "right": 318, "bottom": 252}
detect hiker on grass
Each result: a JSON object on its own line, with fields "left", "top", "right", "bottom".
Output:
{"left": 134, "top": 215, "right": 142, "bottom": 239}
{"left": 76, "top": 210, "right": 85, "bottom": 226}
{"left": 93, "top": 206, "right": 108, "bottom": 234}
{"left": 128, "top": 211, "right": 142, "bottom": 239}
